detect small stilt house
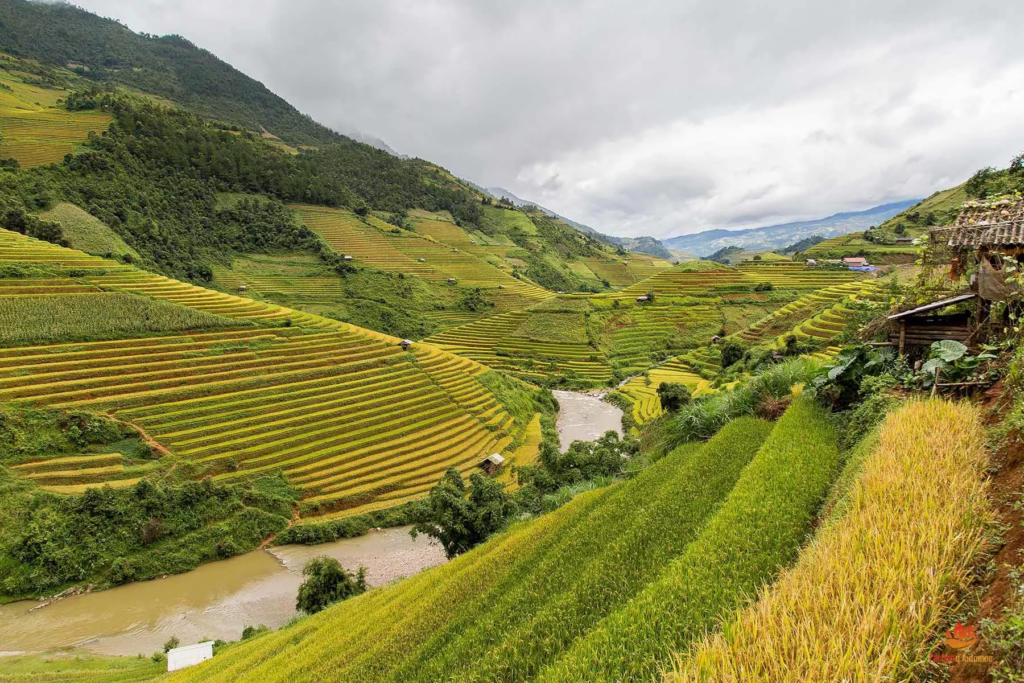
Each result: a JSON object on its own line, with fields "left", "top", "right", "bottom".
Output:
{"left": 887, "top": 293, "right": 976, "bottom": 354}
{"left": 479, "top": 453, "right": 505, "bottom": 476}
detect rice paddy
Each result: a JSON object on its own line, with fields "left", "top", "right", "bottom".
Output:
{"left": 295, "top": 204, "right": 552, "bottom": 300}
{"left": 612, "top": 261, "right": 864, "bottom": 299}
{"left": 673, "top": 400, "right": 991, "bottom": 682}
{"left": 0, "top": 228, "right": 527, "bottom": 517}
{"left": 0, "top": 68, "right": 112, "bottom": 167}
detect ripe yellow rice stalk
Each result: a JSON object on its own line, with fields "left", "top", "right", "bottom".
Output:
{"left": 670, "top": 399, "right": 992, "bottom": 683}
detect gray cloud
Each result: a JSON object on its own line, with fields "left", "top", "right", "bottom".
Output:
{"left": 73, "top": 0, "right": 1024, "bottom": 238}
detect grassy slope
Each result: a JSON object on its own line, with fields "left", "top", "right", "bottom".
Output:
{"left": 38, "top": 203, "right": 139, "bottom": 259}
{"left": 539, "top": 394, "right": 839, "bottom": 682}
{"left": 0, "top": 652, "right": 164, "bottom": 682}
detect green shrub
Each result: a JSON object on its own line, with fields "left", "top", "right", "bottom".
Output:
{"left": 296, "top": 557, "right": 368, "bottom": 615}
{"left": 656, "top": 382, "right": 692, "bottom": 412}
{"left": 411, "top": 468, "right": 518, "bottom": 559}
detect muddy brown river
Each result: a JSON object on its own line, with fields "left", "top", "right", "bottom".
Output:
{"left": 0, "top": 526, "right": 446, "bottom": 656}
{"left": 552, "top": 390, "right": 623, "bottom": 452}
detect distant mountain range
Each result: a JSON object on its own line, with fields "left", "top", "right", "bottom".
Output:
{"left": 663, "top": 201, "right": 920, "bottom": 257}
{"left": 485, "top": 187, "right": 674, "bottom": 259}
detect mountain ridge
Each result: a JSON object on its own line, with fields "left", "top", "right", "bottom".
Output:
{"left": 664, "top": 200, "right": 921, "bottom": 256}
{"left": 485, "top": 186, "right": 674, "bottom": 259}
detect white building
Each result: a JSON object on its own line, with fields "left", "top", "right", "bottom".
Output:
{"left": 167, "top": 642, "right": 214, "bottom": 672}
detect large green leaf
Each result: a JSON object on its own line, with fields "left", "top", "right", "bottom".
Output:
{"left": 921, "top": 358, "right": 946, "bottom": 376}
{"left": 931, "top": 340, "right": 967, "bottom": 363}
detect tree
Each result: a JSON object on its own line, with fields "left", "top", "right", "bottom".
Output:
{"left": 1010, "top": 150, "right": 1024, "bottom": 173}
{"left": 719, "top": 338, "right": 745, "bottom": 367}
{"left": 965, "top": 167, "right": 995, "bottom": 198}
{"left": 163, "top": 636, "right": 180, "bottom": 653}
{"left": 645, "top": 290, "right": 655, "bottom": 303}
{"left": 412, "top": 468, "right": 518, "bottom": 559}
{"left": 894, "top": 223, "right": 906, "bottom": 235}
{"left": 295, "top": 556, "right": 368, "bottom": 614}
{"left": 656, "top": 382, "right": 692, "bottom": 412}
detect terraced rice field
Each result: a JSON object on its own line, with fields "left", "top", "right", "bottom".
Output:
{"left": 625, "top": 257, "right": 675, "bottom": 280}
{"left": 0, "top": 101, "right": 111, "bottom": 167}
{"left": 169, "top": 398, "right": 839, "bottom": 683}
{"left": 0, "top": 229, "right": 132, "bottom": 271}
{"left": 604, "top": 304, "right": 722, "bottom": 372}
{"left": 735, "top": 262, "right": 863, "bottom": 288}
{"left": 585, "top": 259, "right": 640, "bottom": 287}
{"left": 10, "top": 453, "right": 141, "bottom": 493}
{"left": 295, "top": 205, "right": 443, "bottom": 279}
{"left": 616, "top": 263, "right": 862, "bottom": 299}
{"left": 425, "top": 310, "right": 612, "bottom": 384}
{"left": 213, "top": 266, "right": 343, "bottom": 300}
{"left": 297, "top": 204, "right": 552, "bottom": 301}
{"left": 737, "top": 281, "right": 877, "bottom": 346}
{"left": 803, "top": 233, "right": 919, "bottom": 257}
{"left": 0, "top": 278, "right": 101, "bottom": 296}
{"left": 615, "top": 358, "right": 712, "bottom": 433}
{"left": 0, "top": 229, "right": 525, "bottom": 516}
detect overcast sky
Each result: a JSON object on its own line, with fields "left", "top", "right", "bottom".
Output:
{"left": 70, "top": 0, "right": 1024, "bottom": 238}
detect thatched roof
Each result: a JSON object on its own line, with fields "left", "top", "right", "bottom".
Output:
{"left": 887, "top": 293, "right": 976, "bottom": 320}
{"left": 939, "top": 197, "right": 1024, "bottom": 248}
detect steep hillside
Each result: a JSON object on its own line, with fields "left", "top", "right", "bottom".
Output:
{"left": 485, "top": 186, "right": 673, "bottom": 258}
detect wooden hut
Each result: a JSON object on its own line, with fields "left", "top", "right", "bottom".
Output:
{"left": 887, "top": 293, "right": 976, "bottom": 354}
{"left": 399, "top": 339, "right": 414, "bottom": 350}
{"left": 480, "top": 453, "right": 506, "bottom": 476}
{"left": 237, "top": 285, "right": 247, "bottom": 292}
{"left": 934, "top": 197, "right": 1024, "bottom": 327}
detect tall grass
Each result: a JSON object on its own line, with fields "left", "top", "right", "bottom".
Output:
{"left": 671, "top": 399, "right": 992, "bottom": 682}
{"left": 538, "top": 394, "right": 840, "bottom": 682}
{"left": 664, "top": 357, "right": 822, "bottom": 448}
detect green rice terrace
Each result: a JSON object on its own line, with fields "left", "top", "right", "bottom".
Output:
{"left": 0, "top": 229, "right": 533, "bottom": 523}
{"left": 4, "top": 5, "right": 1021, "bottom": 679}
{"left": 0, "top": 223, "right": 876, "bottom": 534}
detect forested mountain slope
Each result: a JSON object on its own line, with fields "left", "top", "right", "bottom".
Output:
{"left": 0, "top": 0, "right": 343, "bottom": 146}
